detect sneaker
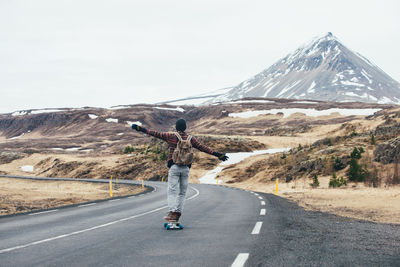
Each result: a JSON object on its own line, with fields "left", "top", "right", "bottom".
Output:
{"left": 174, "top": 212, "right": 181, "bottom": 221}
{"left": 163, "top": 212, "right": 174, "bottom": 222}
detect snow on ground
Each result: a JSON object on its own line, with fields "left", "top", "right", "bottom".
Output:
{"left": 293, "top": 101, "right": 319, "bottom": 104}
{"left": 117, "top": 133, "right": 124, "bottom": 136}
{"left": 21, "top": 165, "right": 34, "bottom": 172}
{"left": 88, "top": 114, "right": 98, "bottom": 119}
{"left": 66, "top": 147, "right": 81, "bottom": 151}
{"left": 378, "top": 96, "right": 394, "bottom": 104}
{"left": 107, "top": 105, "right": 131, "bottom": 110}
{"left": 51, "top": 148, "right": 64, "bottom": 151}
{"left": 224, "top": 100, "right": 275, "bottom": 104}
{"left": 31, "top": 109, "right": 65, "bottom": 114}
{"left": 199, "top": 148, "right": 290, "bottom": 184}
{"left": 126, "top": 121, "right": 142, "bottom": 126}
{"left": 154, "top": 107, "right": 185, "bottom": 112}
{"left": 11, "top": 111, "right": 28, "bottom": 116}
{"left": 105, "top": 118, "right": 118, "bottom": 123}
{"left": 163, "top": 97, "right": 213, "bottom": 106}
{"left": 9, "top": 133, "right": 25, "bottom": 140}
{"left": 340, "top": 80, "right": 365, "bottom": 87}
{"left": 229, "top": 108, "right": 382, "bottom": 119}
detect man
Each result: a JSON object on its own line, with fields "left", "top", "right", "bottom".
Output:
{"left": 132, "top": 118, "right": 228, "bottom": 222}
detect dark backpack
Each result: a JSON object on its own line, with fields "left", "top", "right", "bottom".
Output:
{"left": 172, "top": 132, "right": 194, "bottom": 165}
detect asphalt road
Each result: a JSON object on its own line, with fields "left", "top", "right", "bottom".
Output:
{"left": 0, "top": 177, "right": 399, "bottom": 267}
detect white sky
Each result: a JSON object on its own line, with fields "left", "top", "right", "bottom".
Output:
{"left": 1, "top": 0, "right": 399, "bottom": 113}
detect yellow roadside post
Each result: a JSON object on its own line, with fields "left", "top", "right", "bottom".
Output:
{"left": 275, "top": 178, "right": 279, "bottom": 195}
{"left": 216, "top": 179, "right": 219, "bottom": 185}
{"left": 109, "top": 176, "right": 113, "bottom": 197}
{"left": 162, "top": 177, "right": 164, "bottom": 182}
{"left": 142, "top": 180, "right": 144, "bottom": 188}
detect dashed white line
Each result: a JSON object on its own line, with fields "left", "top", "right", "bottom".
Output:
{"left": 231, "top": 253, "right": 249, "bottom": 267}
{"left": 260, "top": 209, "right": 266, "bottom": 215}
{"left": 258, "top": 196, "right": 263, "bottom": 200}
{"left": 261, "top": 201, "right": 265, "bottom": 205}
{"left": 251, "top": 222, "right": 263, "bottom": 235}
{"left": 78, "top": 203, "right": 96, "bottom": 208}
{"left": 128, "top": 196, "right": 136, "bottom": 199}
{"left": 254, "top": 193, "right": 259, "bottom": 196}
{"left": 29, "top": 209, "right": 58, "bottom": 216}
{"left": 108, "top": 199, "right": 121, "bottom": 202}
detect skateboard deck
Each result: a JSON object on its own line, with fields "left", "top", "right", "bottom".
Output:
{"left": 164, "top": 221, "right": 184, "bottom": 230}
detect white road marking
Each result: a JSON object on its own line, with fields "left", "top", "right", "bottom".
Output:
{"left": 254, "top": 193, "right": 259, "bottom": 196}
{"left": 251, "top": 222, "right": 263, "bottom": 235}
{"left": 0, "top": 186, "right": 200, "bottom": 254}
{"left": 231, "top": 253, "right": 249, "bottom": 267}
{"left": 261, "top": 201, "right": 265, "bottom": 205}
{"left": 78, "top": 203, "right": 96, "bottom": 208}
{"left": 108, "top": 199, "right": 120, "bottom": 202}
{"left": 258, "top": 196, "right": 263, "bottom": 200}
{"left": 260, "top": 209, "right": 266, "bottom": 215}
{"left": 128, "top": 196, "right": 136, "bottom": 199}
{"left": 29, "top": 210, "right": 58, "bottom": 216}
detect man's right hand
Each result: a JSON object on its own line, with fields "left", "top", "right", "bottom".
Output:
{"left": 213, "top": 152, "right": 229, "bottom": 161}
{"left": 132, "top": 124, "right": 147, "bottom": 133}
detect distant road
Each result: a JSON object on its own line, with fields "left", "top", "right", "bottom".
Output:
{"left": 0, "top": 176, "right": 399, "bottom": 266}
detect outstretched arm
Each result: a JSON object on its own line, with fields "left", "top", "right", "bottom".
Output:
{"left": 131, "top": 124, "right": 168, "bottom": 142}
{"left": 191, "top": 136, "right": 229, "bottom": 161}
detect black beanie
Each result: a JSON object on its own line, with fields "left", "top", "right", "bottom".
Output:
{"left": 176, "top": 118, "right": 186, "bottom": 132}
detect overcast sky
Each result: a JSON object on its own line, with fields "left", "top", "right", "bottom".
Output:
{"left": 1, "top": 0, "right": 399, "bottom": 113}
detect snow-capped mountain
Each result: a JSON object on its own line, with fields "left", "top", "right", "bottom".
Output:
{"left": 210, "top": 32, "right": 400, "bottom": 104}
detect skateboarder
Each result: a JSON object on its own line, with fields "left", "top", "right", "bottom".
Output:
{"left": 132, "top": 118, "right": 228, "bottom": 222}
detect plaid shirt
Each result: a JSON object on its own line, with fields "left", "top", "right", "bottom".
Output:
{"left": 145, "top": 130, "right": 214, "bottom": 162}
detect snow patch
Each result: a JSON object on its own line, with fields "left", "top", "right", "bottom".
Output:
{"left": 21, "top": 165, "right": 34, "bottom": 172}
{"left": 9, "top": 133, "right": 25, "bottom": 140}
{"left": 66, "top": 147, "right": 81, "bottom": 151}
{"left": 88, "top": 114, "right": 98, "bottom": 119}
{"left": 307, "top": 81, "right": 316, "bottom": 94}
{"left": 106, "top": 118, "right": 118, "bottom": 123}
{"left": 199, "top": 148, "right": 290, "bottom": 184}
{"left": 31, "top": 109, "right": 64, "bottom": 114}
{"left": 154, "top": 107, "right": 185, "bottom": 112}
{"left": 126, "top": 121, "right": 142, "bottom": 126}
{"left": 341, "top": 80, "right": 365, "bottom": 87}
{"left": 12, "top": 111, "right": 28, "bottom": 116}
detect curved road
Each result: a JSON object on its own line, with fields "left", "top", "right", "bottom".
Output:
{"left": 0, "top": 177, "right": 399, "bottom": 266}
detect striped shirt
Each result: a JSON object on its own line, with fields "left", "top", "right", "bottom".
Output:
{"left": 145, "top": 130, "right": 214, "bottom": 164}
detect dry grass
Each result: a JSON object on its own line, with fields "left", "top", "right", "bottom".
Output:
{"left": 0, "top": 178, "right": 146, "bottom": 216}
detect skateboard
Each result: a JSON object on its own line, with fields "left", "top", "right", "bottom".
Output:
{"left": 164, "top": 221, "right": 184, "bottom": 230}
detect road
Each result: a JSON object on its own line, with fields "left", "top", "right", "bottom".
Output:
{"left": 0, "top": 177, "right": 399, "bottom": 267}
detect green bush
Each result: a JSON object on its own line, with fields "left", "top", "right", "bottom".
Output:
{"left": 332, "top": 156, "right": 346, "bottom": 171}
{"left": 310, "top": 174, "right": 319, "bottom": 188}
{"left": 160, "top": 151, "right": 168, "bottom": 161}
{"left": 348, "top": 147, "right": 367, "bottom": 182}
{"left": 329, "top": 172, "right": 347, "bottom": 188}
{"left": 370, "top": 134, "right": 376, "bottom": 145}
{"left": 124, "top": 146, "right": 134, "bottom": 154}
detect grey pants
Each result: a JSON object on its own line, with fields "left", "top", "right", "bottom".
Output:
{"left": 167, "top": 164, "right": 190, "bottom": 213}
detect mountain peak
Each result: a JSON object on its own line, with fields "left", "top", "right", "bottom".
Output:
{"left": 209, "top": 33, "right": 400, "bottom": 104}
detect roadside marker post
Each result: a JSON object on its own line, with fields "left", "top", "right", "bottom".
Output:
{"left": 109, "top": 176, "right": 113, "bottom": 197}
{"left": 275, "top": 178, "right": 279, "bottom": 195}
{"left": 142, "top": 180, "right": 144, "bottom": 188}
{"left": 162, "top": 177, "right": 164, "bottom": 182}
{"left": 217, "top": 179, "right": 219, "bottom": 185}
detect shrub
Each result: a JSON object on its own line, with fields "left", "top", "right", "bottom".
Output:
{"left": 332, "top": 156, "right": 346, "bottom": 171}
{"left": 160, "top": 151, "right": 168, "bottom": 161}
{"left": 310, "top": 174, "right": 319, "bottom": 188}
{"left": 124, "top": 146, "right": 134, "bottom": 154}
{"left": 329, "top": 172, "right": 347, "bottom": 188}
{"left": 370, "top": 134, "right": 376, "bottom": 145}
{"left": 348, "top": 147, "right": 367, "bottom": 182}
